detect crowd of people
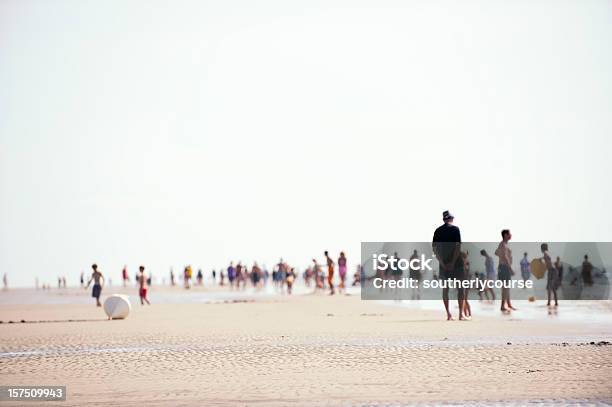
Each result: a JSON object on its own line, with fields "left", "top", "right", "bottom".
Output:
{"left": 73, "top": 250, "right": 361, "bottom": 307}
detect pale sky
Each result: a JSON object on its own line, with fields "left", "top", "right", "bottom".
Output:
{"left": 1, "top": 0, "right": 611, "bottom": 287}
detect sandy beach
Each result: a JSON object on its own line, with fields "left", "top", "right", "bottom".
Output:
{"left": 1, "top": 287, "right": 611, "bottom": 406}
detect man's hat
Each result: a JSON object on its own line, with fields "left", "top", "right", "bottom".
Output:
{"left": 443, "top": 210, "right": 454, "bottom": 220}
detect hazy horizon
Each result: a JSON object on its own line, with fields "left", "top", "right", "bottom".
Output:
{"left": 1, "top": 0, "right": 611, "bottom": 287}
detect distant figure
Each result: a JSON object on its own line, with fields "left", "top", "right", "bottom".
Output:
{"left": 582, "top": 255, "right": 594, "bottom": 286}
{"left": 80, "top": 272, "right": 84, "bottom": 287}
{"left": 2, "top": 273, "right": 7, "bottom": 291}
{"left": 286, "top": 267, "right": 296, "bottom": 294}
{"left": 122, "top": 266, "right": 129, "bottom": 287}
{"left": 461, "top": 251, "right": 472, "bottom": 318}
{"left": 251, "top": 262, "right": 262, "bottom": 288}
{"left": 220, "top": 269, "right": 226, "bottom": 286}
{"left": 212, "top": 269, "right": 217, "bottom": 284}
{"left": 495, "top": 229, "right": 516, "bottom": 313}
{"left": 227, "top": 262, "right": 236, "bottom": 289}
{"left": 57, "top": 277, "right": 62, "bottom": 289}
{"left": 236, "top": 262, "right": 245, "bottom": 289}
{"left": 520, "top": 252, "right": 531, "bottom": 284}
{"left": 480, "top": 249, "right": 496, "bottom": 301}
{"left": 409, "top": 249, "right": 422, "bottom": 300}
{"left": 85, "top": 264, "right": 104, "bottom": 307}
{"left": 184, "top": 266, "right": 192, "bottom": 289}
{"left": 432, "top": 210, "right": 465, "bottom": 321}
{"left": 62, "top": 276, "right": 67, "bottom": 288}
{"left": 338, "top": 252, "right": 347, "bottom": 293}
{"left": 555, "top": 257, "right": 564, "bottom": 283}
{"left": 197, "top": 269, "right": 203, "bottom": 286}
{"left": 138, "top": 265, "right": 151, "bottom": 305}
{"left": 325, "top": 251, "right": 335, "bottom": 295}
{"left": 312, "top": 259, "right": 323, "bottom": 291}
{"left": 170, "top": 268, "right": 176, "bottom": 286}
{"left": 352, "top": 265, "right": 362, "bottom": 286}
{"left": 540, "top": 244, "right": 559, "bottom": 307}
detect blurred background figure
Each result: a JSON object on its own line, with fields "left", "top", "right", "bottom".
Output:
{"left": 520, "top": 252, "right": 531, "bottom": 285}
{"left": 338, "top": 252, "right": 347, "bottom": 293}
{"left": 582, "top": 255, "right": 594, "bottom": 286}
{"left": 184, "top": 265, "right": 192, "bottom": 289}
{"left": 122, "top": 265, "right": 129, "bottom": 287}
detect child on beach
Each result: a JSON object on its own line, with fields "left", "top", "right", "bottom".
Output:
{"left": 138, "top": 265, "right": 151, "bottom": 305}
{"left": 462, "top": 251, "right": 472, "bottom": 319}
{"left": 85, "top": 264, "right": 104, "bottom": 307}
{"left": 480, "top": 249, "right": 496, "bottom": 301}
{"left": 540, "top": 243, "right": 559, "bottom": 307}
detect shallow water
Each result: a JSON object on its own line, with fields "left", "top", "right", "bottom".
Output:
{"left": 379, "top": 298, "right": 612, "bottom": 326}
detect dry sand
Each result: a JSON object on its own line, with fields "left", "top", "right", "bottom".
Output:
{"left": 1, "top": 288, "right": 612, "bottom": 406}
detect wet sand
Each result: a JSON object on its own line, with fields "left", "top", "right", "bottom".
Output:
{"left": 1, "top": 288, "right": 611, "bottom": 406}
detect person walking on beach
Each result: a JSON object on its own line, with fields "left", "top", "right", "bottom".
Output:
{"left": 169, "top": 268, "right": 176, "bottom": 286}
{"left": 197, "top": 269, "right": 203, "bottom": 286}
{"left": 184, "top": 266, "right": 193, "bottom": 289}
{"left": 352, "top": 265, "right": 362, "bottom": 286}
{"left": 312, "top": 259, "right": 323, "bottom": 291}
{"left": 555, "top": 256, "right": 564, "bottom": 285}
{"left": 480, "top": 250, "right": 496, "bottom": 301}
{"left": 432, "top": 210, "right": 466, "bottom": 321}
{"left": 250, "top": 262, "right": 261, "bottom": 288}
{"left": 520, "top": 253, "right": 530, "bottom": 285}
{"left": 409, "top": 250, "right": 422, "bottom": 300}
{"left": 122, "top": 265, "right": 129, "bottom": 287}
{"left": 138, "top": 265, "right": 151, "bottom": 305}
{"left": 227, "top": 262, "right": 236, "bottom": 289}
{"left": 582, "top": 255, "right": 594, "bottom": 286}
{"left": 540, "top": 243, "right": 559, "bottom": 307}
{"left": 80, "top": 272, "right": 84, "bottom": 287}
{"left": 85, "top": 264, "right": 104, "bottom": 307}
{"left": 325, "top": 251, "right": 335, "bottom": 295}
{"left": 495, "top": 229, "right": 516, "bottom": 313}
{"left": 338, "top": 252, "right": 347, "bottom": 293}
{"left": 286, "top": 267, "right": 296, "bottom": 294}
{"left": 2, "top": 273, "right": 7, "bottom": 291}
